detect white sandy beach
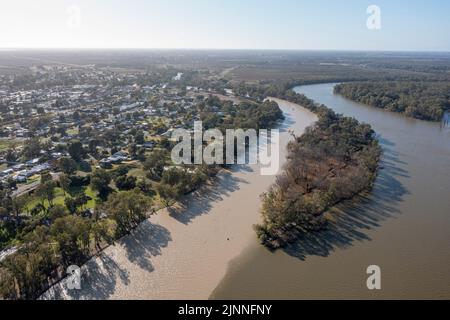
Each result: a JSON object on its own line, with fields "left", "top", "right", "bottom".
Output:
{"left": 41, "top": 99, "right": 317, "bottom": 300}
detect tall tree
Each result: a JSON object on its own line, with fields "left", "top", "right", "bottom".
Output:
{"left": 90, "top": 219, "right": 117, "bottom": 250}
{"left": 59, "top": 174, "right": 71, "bottom": 196}
{"left": 90, "top": 169, "right": 112, "bottom": 200}
{"left": 22, "top": 137, "right": 42, "bottom": 160}
{"left": 50, "top": 215, "right": 91, "bottom": 266}
{"left": 68, "top": 140, "right": 84, "bottom": 162}
{"left": 143, "top": 149, "right": 168, "bottom": 180}
{"left": 58, "top": 157, "right": 77, "bottom": 175}
{"left": 35, "top": 181, "right": 56, "bottom": 208}
{"left": 102, "top": 189, "right": 152, "bottom": 236}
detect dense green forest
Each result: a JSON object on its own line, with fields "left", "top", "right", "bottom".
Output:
{"left": 254, "top": 92, "right": 381, "bottom": 249}
{"left": 334, "top": 81, "right": 450, "bottom": 122}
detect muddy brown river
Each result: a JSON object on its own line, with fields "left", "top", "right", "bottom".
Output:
{"left": 43, "top": 83, "right": 450, "bottom": 300}
{"left": 211, "top": 83, "right": 450, "bottom": 300}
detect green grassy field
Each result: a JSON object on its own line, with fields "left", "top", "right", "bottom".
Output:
{"left": 0, "top": 139, "right": 21, "bottom": 152}
{"left": 66, "top": 128, "right": 79, "bottom": 136}
{"left": 128, "top": 167, "right": 146, "bottom": 179}
{"left": 25, "top": 186, "right": 99, "bottom": 212}
{"left": 25, "top": 175, "right": 40, "bottom": 185}
{"left": 25, "top": 187, "right": 65, "bottom": 211}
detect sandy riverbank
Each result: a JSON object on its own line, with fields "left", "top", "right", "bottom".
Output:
{"left": 41, "top": 99, "right": 317, "bottom": 300}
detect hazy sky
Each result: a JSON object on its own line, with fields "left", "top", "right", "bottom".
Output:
{"left": 1, "top": 0, "right": 449, "bottom": 51}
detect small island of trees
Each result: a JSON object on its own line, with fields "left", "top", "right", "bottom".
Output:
{"left": 254, "top": 91, "right": 382, "bottom": 249}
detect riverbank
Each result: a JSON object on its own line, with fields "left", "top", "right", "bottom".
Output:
{"left": 255, "top": 100, "right": 381, "bottom": 249}
{"left": 211, "top": 83, "right": 450, "bottom": 300}
{"left": 41, "top": 99, "right": 317, "bottom": 300}
{"left": 334, "top": 81, "right": 450, "bottom": 122}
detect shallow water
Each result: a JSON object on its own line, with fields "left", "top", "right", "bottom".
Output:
{"left": 211, "top": 83, "right": 450, "bottom": 300}
{"left": 442, "top": 111, "right": 450, "bottom": 129}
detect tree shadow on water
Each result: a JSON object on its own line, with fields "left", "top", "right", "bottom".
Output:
{"left": 121, "top": 221, "right": 172, "bottom": 272}
{"left": 43, "top": 221, "right": 172, "bottom": 300}
{"left": 278, "top": 112, "right": 296, "bottom": 133}
{"left": 42, "top": 252, "right": 131, "bottom": 300}
{"left": 168, "top": 169, "right": 248, "bottom": 225}
{"left": 284, "top": 139, "right": 411, "bottom": 261}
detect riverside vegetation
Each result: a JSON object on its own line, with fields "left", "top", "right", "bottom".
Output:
{"left": 1, "top": 51, "right": 449, "bottom": 299}
{"left": 254, "top": 89, "right": 382, "bottom": 249}
{"left": 0, "top": 92, "right": 284, "bottom": 300}
{"left": 334, "top": 81, "right": 450, "bottom": 122}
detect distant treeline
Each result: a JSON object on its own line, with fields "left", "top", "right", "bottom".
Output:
{"left": 252, "top": 90, "right": 381, "bottom": 249}
{"left": 334, "top": 81, "right": 450, "bottom": 122}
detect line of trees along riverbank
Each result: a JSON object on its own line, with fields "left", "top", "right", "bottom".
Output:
{"left": 0, "top": 95, "right": 285, "bottom": 300}
{"left": 254, "top": 89, "right": 381, "bottom": 249}
{"left": 334, "top": 81, "right": 450, "bottom": 122}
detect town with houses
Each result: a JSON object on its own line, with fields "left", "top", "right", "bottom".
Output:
{"left": 0, "top": 60, "right": 285, "bottom": 283}
{"left": 0, "top": 66, "right": 216, "bottom": 192}
{"left": 0, "top": 66, "right": 217, "bottom": 250}
{"left": 1, "top": 0, "right": 449, "bottom": 303}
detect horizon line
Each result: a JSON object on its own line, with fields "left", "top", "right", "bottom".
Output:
{"left": 1, "top": 47, "right": 450, "bottom": 54}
